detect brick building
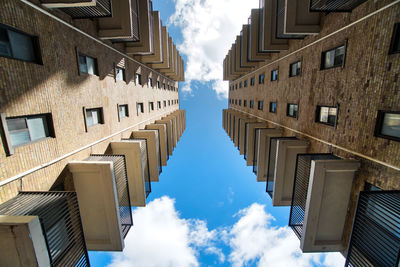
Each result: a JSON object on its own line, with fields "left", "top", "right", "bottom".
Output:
{"left": 0, "top": 0, "right": 186, "bottom": 265}
{"left": 223, "top": 0, "right": 399, "bottom": 266}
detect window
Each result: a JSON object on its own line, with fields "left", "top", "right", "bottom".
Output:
{"left": 168, "top": 85, "right": 170, "bottom": 90}
{"left": 316, "top": 105, "right": 338, "bottom": 126}
{"left": 258, "top": 101, "right": 263, "bottom": 110}
{"left": 168, "top": 100, "right": 171, "bottom": 106}
{"left": 235, "top": 99, "right": 237, "bottom": 105}
{"left": 157, "top": 101, "right": 161, "bottom": 109}
{"left": 148, "top": 78, "right": 153, "bottom": 87}
{"left": 269, "top": 102, "right": 277, "bottom": 113}
{"left": 271, "top": 69, "right": 278, "bottom": 81}
{"left": 135, "top": 74, "right": 142, "bottom": 85}
{"left": 289, "top": 61, "right": 301, "bottom": 77}
{"left": 78, "top": 53, "right": 98, "bottom": 76}
{"left": 374, "top": 111, "right": 400, "bottom": 141}
{"left": 118, "top": 104, "right": 129, "bottom": 120}
{"left": 259, "top": 74, "right": 265, "bottom": 84}
{"left": 244, "top": 100, "right": 247, "bottom": 107}
{"left": 163, "top": 83, "right": 166, "bottom": 89}
{"left": 235, "top": 84, "right": 238, "bottom": 89}
{"left": 0, "top": 24, "right": 42, "bottom": 64}
{"left": 389, "top": 23, "right": 400, "bottom": 54}
{"left": 250, "top": 100, "right": 254, "bottom": 109}
{"left": 239, "top": 82, "right": 242, "bottom": 88}
{"left": 250, "top": 77, "right": 255, "bottom": 86}
{"left": 239, "top": 100, "right": 242, "bottom": 106}
{"left": 115, "top": 66, "right": 125, "bottom": 81}
{"left": 163, "top": 100, "right": 167, "bottom": 107}
{"left": 321, "top": 43, "right": 346, "bottom": 69}
{"left": 84, "top": 108, "right": 103, "bottom": 129}
{"left": 2, "top": 114, "right": 54, "bottom": 152}
{"left": 149, "top": 102, "right": 154, "bottom": 112}
{"left": 244, "top": 80, "right": 248, "bottom": 87}
{"left": 137, "top": 103, "right": 144, "bottom": 115}
{"left": 157, "top": 81, "right": 161, "bottom": 89}
{"left": 287, "top": 103, "right": 298, "bottom": 118}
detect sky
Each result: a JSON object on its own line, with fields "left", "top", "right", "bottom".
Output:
{"left": 89, "top": 1, "right": 346, "bottom": 266}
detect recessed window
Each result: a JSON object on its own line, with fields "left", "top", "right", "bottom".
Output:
{"left": 78, "top": 53, "right": 98, "bottom": 76}
{"left": 239, "top": 82, "right": 242, "bottom": 88}
{"left": 244, "top": 100, "right": 247, "bottom": 107}
{"left": 250, "top": 77, "right": 255, "bottom": 86}
{"left": 163, "top": 83, "right": 166, "bottom": 89}
{"left": 85, "top": 108, "right": 103, "bottom": 128}
{"left": 163, "top": 100, "right": 167, "bottom": 107}
{"left": 157, "top": 81, "right": 161, "bottom": 89}
{"left": 168, "top": 100, "right": 171, "bottom": 106}
{"left": 287, "top": 103, "right": 298, "bottom": 118}
{"left": 258, "top": 101, "right": 263, "bottom": 110}
{"left": 235, "top": 84, "right": 238, "bottom": 89}
{"left": 289, "top": 61, "right": 301, "bottom": 77}
{"left": 259, "top": 74, "right": 265, "bottom": 84}
{"left": 239, "top": 100, "right": 242, "bottom": 106}
{"left": 118, "top": 104, "right": 129, "bottom": 120}
{"left": 0, "top": 24, "right": 42, "bottom": 64}
{"left": 137, "top": 103, "right": 144, "bottom": 115}
{"left": 235, "top": 99, "right": 237, "bottom": 105}
{"left": 135, "top": 74, "right": 142, "bottom": 85}
{"left": 148, "top": 78, "right": 153, "bottom": 87}
{"left": 250, "top": 100, "right": 254, "bottom": 109}
{"left": 321, "top": 43, "right": 346, "bottom": 69}
{"left": 374, "top": 111, "right": 400, "bottom": 141}
{"left": 244, "top": 80, "right": 248, "bottom": 87}
{"left": 115, "top": 66, "right": 125, "bottom": 81}
{"left": 149, "top": 102, "right": 154, "bottom": 112}
{"left": 271, "top": 69, "right": 278, "bottom": 81}
{"left": 389, "top": 23, "right": 400, "bottom": 54}
{"left": 316, "top": 105, "right": 338, "bottom": 127}
{"left": 2, "top": 113, "right": 54, "bottom": 152}
{"left": 157, "top": 101, "right": 161, "bottom": 109}
{"left": 269, "top": 102, "right": 277, "bottom": 113}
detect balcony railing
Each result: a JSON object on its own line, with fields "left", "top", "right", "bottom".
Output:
{"left": 61, "top": 0, "right": 112, "bottom": 19}
{"left": 244, "top": 122, "right": 249, "bottom": 160}
{"left": 289, "top": 153, "right": 339, "bottom": 239}
{"left": 87, "top": 154, "right": 133, "bottom": 237}
{"left": 237, "top": 118, "right": 241, "bottom": 151}
{"left": 276, "top": 0, "right": 305, "bottom": 39}
{"left": 252, "top": 128, "right": 261, "bottom": 175}
{"left": 309, "top": 0, "right": 367, "bottom": 12}
{"left": 345, "top": 191, "right": 400, "bottom": 267}
{"left": 131, "top": 0, "right": 140, "bottom": 41}
{"left": 0, "top": 191, "right": 90, "bottom": 266}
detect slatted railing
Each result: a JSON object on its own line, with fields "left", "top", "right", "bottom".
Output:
{"left": 61, "top": 0, "right": 112, "bottom": 19}
{"left": 309, "top": 0, "right": 367, "bottom": 12}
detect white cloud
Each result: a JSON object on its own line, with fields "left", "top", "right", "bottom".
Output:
{"left": 169, "top": 0, "right": 259, "bottom": 98}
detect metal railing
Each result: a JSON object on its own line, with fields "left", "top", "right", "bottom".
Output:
{"left": 87, "top": 155, "right": 133, "bottom": 238}
{"left": 345, "top": 191, "right": 400, "bottom": 267}
{"left": 309, "top": 0, "right": 367, "bottom": 12}
{"left": 276, "top": 0, "right": 304, "bottom": 39}
{"left": 237, "top": 119, "right": 241, "bottom": 151}
{"left": 131, "top": 0, "right": 140, "bottom": 41}
{"left": 233, "top": 116, "right": 236, "bottom": 142}
{"left": 253, "top": 128, "right": 261, "bottom": 175}
{"left": 0, "top": 191, "right": 90, "bottom": 266}
{"left": 289, "top": 153, "right": 339, "bottom": 239}
{"left": 244, "top": 122, "right": 250, "bottom": 160}
{"left": 61, "top": 0, "right": 112, "bottom": 19}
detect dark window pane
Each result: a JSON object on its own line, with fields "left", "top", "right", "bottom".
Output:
{"left": 0, "top": 28, "right": 12, "bottom": 57}
{"left": 8, "top": 30, "right": 36, "bottom": 62}
{"left": 7, "top": 118, "right": 27, "bottom": 131}
{"left": 79, "top": 55, "right": 87, "bottom": 74}
{"left": 381, "top": 113, "right": 400, "bottom": 138}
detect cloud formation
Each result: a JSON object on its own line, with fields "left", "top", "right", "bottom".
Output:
{"left": 107, "top": 197, "right": 345, "bottom": 267}
{"left": 169, "top": 0, "right": 259, "bottom": 98}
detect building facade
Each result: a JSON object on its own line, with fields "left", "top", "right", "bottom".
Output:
{"left": 223, "top": 0, "right": 399, "bottom": 266}
{"left": 0, "top": 0, "right": 186, "bottom": 265}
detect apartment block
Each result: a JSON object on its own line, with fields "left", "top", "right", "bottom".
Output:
{"left": 0, "top": 0, "right": 186, "bottom": 265}
{"left": 223, "top": 0, "right": 399, "bottom": 266}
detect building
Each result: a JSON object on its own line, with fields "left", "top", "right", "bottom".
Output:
{"left": 0, "top": 0, "right": 186, "bottom": 265}
{"left": 223, "top": 0, "right": 400, "bottom": 266}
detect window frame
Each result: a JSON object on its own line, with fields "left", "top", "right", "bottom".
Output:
{"left": 243, "top": 100, "right": 247, "bottom": 107}
{"left": 250, "top": 77, "right": 255, "bottom": 86}
{"left": 250, "top": 100, "right": 254, "bottom": 109}
{"left": 389, "top": 23, "right": 400, "bottom": 54}
{"left": 0, "top": 113, "right": 55, "bottom": 155}
{"left": 149, "top": 102, "right": 154, "bottom": 112}
{"left": 117, "top": 104, "right": 129, "bottom": 121}
{"left": 0, "top": 23, "right": 43, "bottom": 64}
{"left": 320, "top": 40, "right": 347, "bottom": 70}
{"left": 157, "top": 101, "right": 161, "bottom": 109}
{"left": 83, "top": 107, "right": 104, "bottom": 131}
{"left": 244, "top": 80, "right": 248, "bottom": 87}
{"left": 271, "top": 69, "right": 278, "bottom": 81}
{"left": 315, "top": 105, "right": 339, "bottom": 128}
{"left": 148, "top": 78, "right": 153, "bottom": 87}
{"left": 374, "top": 110, "right": 400, "bottom": 142}
{"left": 269, "top": 102, "right": 277, "bottom": 113}
{"left": 137, "top": 102, "right": 144, "bottom": 116}
{"left": 259, "top": 74, "right": 265, "bottom": 84}
{"left": 258, "top": 100, "right": 263, "bottom": 111}
{"left": 115, "top": 66, "right": 126, "bottom": 82}
{"left": 135, "top": 73, "right": 142, "bottom": 85}
{"left": 289, "top": 60, "right": 302, "bottom": 77}
{"left": 239, "top": 100, "right": 242, "bottom": 106}
{"left": 76, "top": 48, "right": 98, "bottom": 76}
{"left": 286, "top": 103, "right": 299, "bottom": 119}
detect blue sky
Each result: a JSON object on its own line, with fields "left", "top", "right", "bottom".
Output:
{"left": 89, "top": 1, "right": 345, "bottom": 266}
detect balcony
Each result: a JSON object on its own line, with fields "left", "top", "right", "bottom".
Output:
{"left": 69, "top": 154, "right": 133, "bottom": 251}
{"left": 248, "top": 10, "right": 273, "bottom": 61}
{"left": 131, "top": 130, "right": 161, "bottom": 181}
{"left": 233, "top": 113, "right": 248, "bottom": 147}
{"left": 239, "top": 117, "right": 257, "bottom": 155}
{"left": 163, "top": 115, "right": 178, "bottom": 148}
{"left": 97, "top": 0, "right": 140, "bottom": 40}
{"left": 233, "top": 42, "right": 251, "bottom": 74}
{"left": 160, "top": 43, "right": 176, "bottom": 77}
{"left": 345, "top": 191, "right": 400, "bottom": 267}
{"left": 59, "top": 0, "right": 112, "bottom": 19}
{"left": 146, "top": 123, "right": 168, "bottom": 166}
{"left": 309, "top": 0, "right": 368, "bottom": 12}
{"left": 124, "top": 0, "right": 154, "bottom": 55}
{"left": 276, "top": 0, "right": 320, "bottom": 37}
{"left": 223, "top": 109, "right": 228, "bottom": 132}
{"left": 171, "top": 110, "right": 184, "bottom": 138}
{"left": 266, "top": 137, "right": 309, "bottom": 204}
{"left": 252, "top": 128, "right": 283, "bottom": 182}
{"left": 155, "top": 118, "right": 174, "bottom": 156}
{"left": 110, "top": 140, "right": 151, "bottom": 206}
{"left": 258, "top": 1, "right": 289, "bottom": 51}
{"left": 228, "top": 49, "right": 242, "bottom": 78}
{"left": 289, "top": 154, "right": 360, "bottom": 252}
{"left": 150, "top": 32, "right": 171, "bottom": 70}
{"left": 244, "top": 122, "right": 268, "bottom": 165}
{"left": 136, "top": 11, "right": 163, "bottom": 63}
{"left": 0, "top": 191, "right": 89, "bottom": 266}
{"left": 238, "top": 33, "right": 259, "bottom": 68}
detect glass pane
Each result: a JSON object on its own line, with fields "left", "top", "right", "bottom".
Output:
{"left": 334, "top": 48, "right": 344, "bottom": 67}
{"left": 8, "top": 30, "right": 36, "bottom": 62}
{"left": 86, "top": 56, "right": 97, "bottom": 75}
{"left": 319, "top": 107, "right": 329, "bottom": 123}
{"left": 291, "top": 63, "right": 297, "bottom": 76}
{"left": 27, "top": 117, "right": 48, "bottom": 141}
{"left": 92, "top": 110, "right": 99, "bottom": 125}
{"left": 79, "top": 55, "right": 88, "bottom": 74}
{"left": 119, "top": 106, "right": 126, "bottom": 118}
{"left": 381, "top": 113, "right": 400, "bottom": 138}
{"left": 10, "top": 130, "right": 30, "bottom": 146}
{"left": 324, "top": 50, "right": 335, "bottom": 68}
{"left": 86, "top": 110, "right": 93, "bottom": 126}
{"left": 7, "top": 118, "right": 27, "bottom": 131}
{"left": 116, "top": 67, "right": 124, "bottom": 81}
{"left": 0, "top": 28, "right": 12, "bottom": 57}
